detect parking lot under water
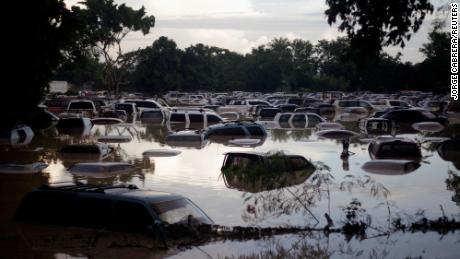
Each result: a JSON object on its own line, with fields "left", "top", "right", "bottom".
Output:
{"left": 1, "top": 117, "right": 459, "bottom": 258}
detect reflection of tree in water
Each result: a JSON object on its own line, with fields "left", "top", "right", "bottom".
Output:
{"left": 269, "top": 129, "right": 290, "bottom": 142}
{"left": 240, "top": 163, "right": 396, "bottom": 232}
{"left": 289, "top": 129, "right": 313, "bottom": 141}
{"left": 446, "top": 170, "right": 460, "bottom": 207}
{"left": 269, "top": 129, "right": 313, "bottom": 142}
{"left": 241, "top": 162, "right": 333, "bottom": 225}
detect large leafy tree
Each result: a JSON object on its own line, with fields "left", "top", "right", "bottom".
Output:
{"left": 4, "top": 0, "right": 78, "bottom": 130}
{"left": 325, "top": 0, "right": 434, "bottom": 61}
{"left": 131, "top": 36, "right": 184, "bottom": 93}
{"left": 71, "top": 0, "right": 155, "bottom": 94}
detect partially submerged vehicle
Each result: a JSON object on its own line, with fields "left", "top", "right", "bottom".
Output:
{"left": 316, "top": 122, "right": 344, "bottom": 131}
{"left": 0, "top": 162, "right": 48, "bottom": 174}
{"left": 206, "top": 121, "right": 267, "bottom": 137}
{"left": 165, "top": 129, "right": 209, "bottom": 148}
{"left": 273, "top": 112, "right": 326, "bottom": 129}
{"left": 361, "top": 160, "right": 421, "bottom": 175}
{"left": 257, "top": 107, "right": 281, "bottom": 120}
{"left": 22, "top": 106, "right": 59, "bottom": 130}
{"left": 56, "top": 117, "right": 92, "bottom": 136}
{"left": 14, "top": 184, "right": 213, "bottom": 233}
{"left": 140, "top": 109, "right": 165, "bottom": 124}
{"left": 437, "top": 139, "right": 460, "bottom": 169}
{"left": 379, "top": 108, "right": 448, "bottom": 126}
{"left": 358, "top": 118, "right": 395, "bottom": 135}
{"left": 168, "top": 109, "right": 223, "bottom": 127}
{"left": 59, "top": 143, "right": 112, "bottom": 161}
{"left": 142, "top": 149, "right": 182, "bottom": 157}
{"left": 66, "top": 100, "right": 97, "bottom": 118}
{"left": 411, "top": 122, "right": 445, "bottom": 133}
{"left": 221, "top": 152, "right": 316, "bottom": 193}
{"left": 333, "top": 100, "right": 375, "bottom": 113}
{"left": 227, "top": 138, "right": 262, "bottom": 147}
{"left": 315, "top": 129, "right": 360, "bottom": 140}
{"left": 0, "top": 125, "right": 34, "bottom": 146}
{"left": 69, "top": 162, "right": 137, "bottom": 178}
{"left": 444, "top": 100, "right": 460, "bottom": 124}
{"left": 368, "top": 138, "right": 422, "bottom": 161}
{"left": 96, "top": 135, "right": 132, "bottom": 143}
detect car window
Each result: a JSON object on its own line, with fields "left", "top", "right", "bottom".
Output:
{"left": 189, "top": 114, "right": 204, "bottom": 123}
{"left": 307, "top": 115, "right": 322, "bottom": 126}
{"left": 279, "top": 114, "right": 291, "bottom": 122}
{"left": 111, "top": 201, "right": 153, "bottom": 231}
{"left": 292, "top": 114, "right": 306, "bottom": 122}
{"left": 206, "top": 114, "right": 222, "bottom": 123}
{"left": 69, "top": 102, "right": 94, "bottom": 110}
{"left": 170, "top": 113, "right": 186, "bottom": 122}
{"left": 152, "top": 198, "right": 212, "bottom": 225}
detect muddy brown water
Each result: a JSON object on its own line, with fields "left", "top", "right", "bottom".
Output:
{"left": 1, "top": 118, "right": 459, "bottom": 258}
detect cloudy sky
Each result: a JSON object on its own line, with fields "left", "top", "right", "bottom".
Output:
{"left": 65, "top": 0, "right": 445, "bottom": 63}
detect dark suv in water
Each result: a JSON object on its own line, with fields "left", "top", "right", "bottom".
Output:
{"left": 14, "top": 184, "right": 213, "bottom": 233}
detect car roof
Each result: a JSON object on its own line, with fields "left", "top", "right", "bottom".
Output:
{"left": 36, "top": 184, "right": 184, "bottom": 204}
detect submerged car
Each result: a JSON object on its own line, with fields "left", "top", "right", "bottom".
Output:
{"left": 379, "top": 108, "right": 448, "bottom": 126}
{"left": 165, "top": 129, "right": 209, "bottom": 148}
{"left": 56, "top": 117, "right": 92, "bottom": 136}
{"left": 358, "top": 118, "right": 395, "bottom": 135}
{"left": 69, "top": 162, "right": 137, "bottom": 178}
{"left": 361, "top": 160, "right": 420, "bottom": 175}
{"left": 59, "top": 143, "right": 112, "bottom": 161}
{"left": 368, "top": 138, "right": 422, "bottom": 161}
{"left": 221, "top": 152, "right": 316, "bottom": 193}
{"left": 206, "top": 121, "right": 267, "bottom": 137}
{"left": 14, "top": 184, "right": 213, "bottom": 233}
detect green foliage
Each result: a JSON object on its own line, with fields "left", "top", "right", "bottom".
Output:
{"left": 71, "top": 0, "right": 155, "bottom": 93}
{"left": 325, "top": 0, "right": 434, "bottom": 61}
{"left": 4, "top": 0, "right": 79, "bottom": 130}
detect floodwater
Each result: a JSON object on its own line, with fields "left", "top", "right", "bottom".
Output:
{"left": 1, "top": 116, "right": 459, "bottom": 258}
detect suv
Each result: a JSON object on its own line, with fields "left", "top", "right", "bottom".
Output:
{"left": 14, "top": 184, "right": 213, "bottom": 233}
{"left": 67, "top": 100, "right": 98, "bottom": 118}
{"left": 206, "top": 121, "right": 267, "bottom": 137}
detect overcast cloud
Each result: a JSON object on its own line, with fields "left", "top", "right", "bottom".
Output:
{"left": 65, "top": 0, "right": 446, "bottom": 63}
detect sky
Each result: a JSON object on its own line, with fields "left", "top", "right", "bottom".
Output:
{"left": 65, "top": 0, "right": 446, "bottom": 63}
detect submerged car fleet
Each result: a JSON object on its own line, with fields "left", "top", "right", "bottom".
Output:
{"left": 1, "top": 90, "right": 459, "bottom": 234}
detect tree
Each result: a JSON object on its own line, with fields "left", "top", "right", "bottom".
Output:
{"left": 325, "top": 0, "right": 434, "bottom": 61}
{"left": 414, "top": 28, "right": 450, "bottom": 91}
{"left": 131, "top": 37, "right": 183, "bottom": 93}
{"left": 3, "top": 0, "right": 79, "bottom": 130}
{"left": 71, "top": 0, "right": 155, "bottom": 94}
{"left": 54, "top": 52, "right": 104, "bottom": 88}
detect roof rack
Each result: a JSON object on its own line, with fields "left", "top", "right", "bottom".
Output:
{"left": 39, "top": 184, "right": 139, "bottom": 193}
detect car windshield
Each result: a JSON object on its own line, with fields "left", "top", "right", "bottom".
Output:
{"left": 152, "top": 198, "right": 212, "bottom": 225}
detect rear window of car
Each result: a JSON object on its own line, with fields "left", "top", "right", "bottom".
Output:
{"left": 69, "top": 102, "right": 94, "bottom": 110}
